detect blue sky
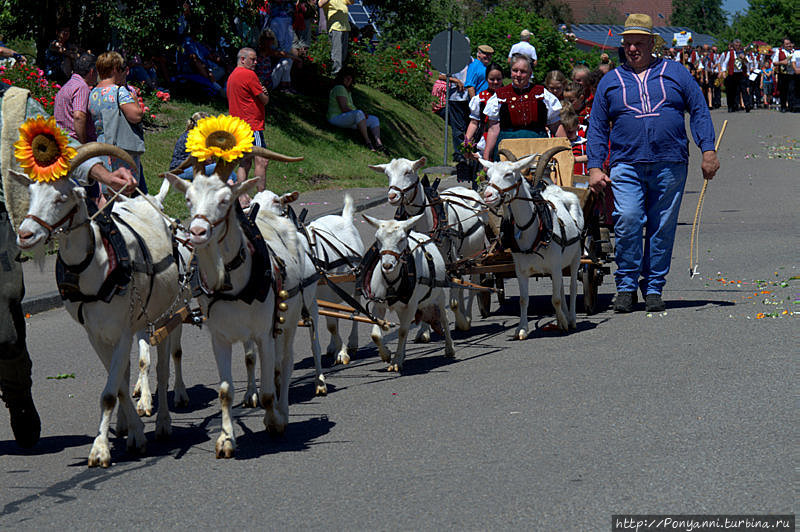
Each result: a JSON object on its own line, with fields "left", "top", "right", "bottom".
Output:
{"left": 722, "top": 0, "right": 750, "bottom": 19}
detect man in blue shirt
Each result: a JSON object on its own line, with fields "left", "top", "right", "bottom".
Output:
{"left": 465, "top": 44, "right": 494, "bottom": 99}
{"left": 587, "top": 14, "right": 720, "bottom": 313}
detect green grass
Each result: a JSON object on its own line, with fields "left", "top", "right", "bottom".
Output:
{"left": 141, "top": 85, "right": 447, "bottom": 218}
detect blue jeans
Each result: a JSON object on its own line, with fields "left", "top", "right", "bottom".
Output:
{"left": 610, "top": 161, "right": 688, "bottom": 295}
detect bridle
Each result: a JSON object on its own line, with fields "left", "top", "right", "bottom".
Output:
{"left": 388, "top": 175, "right": 421, "bottom": 208}
{"left": 24, "top": 204, "right": 84, "bottom": 242}
{"left": 190, "top": 204, "right": 233, "bottom": 243}
{"left": 486, "top": 174, "right": 524, "bottom": 204}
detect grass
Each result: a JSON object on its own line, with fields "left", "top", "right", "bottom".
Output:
{"left": 141, "top": 83, "right": 447, "bottom": 218}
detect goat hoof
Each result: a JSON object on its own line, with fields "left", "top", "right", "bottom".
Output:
{"left": 155, "top": 421, "right": 172, "bottom": 441}
{"left": 88, "top": 439, "right": 111, "bottom": 468}
{"left": 415, "top": 331, "right": 431, "bottom": 343}
{"left": 215, "top": 438, "right": 235, "bottom": 459}
{"left": 456, "top": 317, "right": 471, "bottom": 331}
{"left": 387, "top": 363, "right": 401, "bottom": 372}
{"left": 126, "top": 429, "right": 147, "bottom": 454}
{"left": 445, "top": 348, "right": 456, "bottom": 358}
{"left": 378, "top": 350, "right": 391, "bottom": 363}
{"left": 334, "top": 352, "right": 351, "bottom": 366}
{"left": 174, "top": 393, "right": 190, "bottom": 409}
{"left": 315, "top": 383, "right": 328, "bottom": 396}
{"left": 132, "top": 384, "right": 141, "bottom": 398}
{"left": 517, "top": 329, "right": 528, "bottom": 341}
{"left": 242, "top": 393, "right": 259, "bottom": 408}
{"left": 346, "top": 345, "right": 358, "bottom": 355}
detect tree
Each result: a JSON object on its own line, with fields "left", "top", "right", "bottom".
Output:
{"left": 670, "top": 0, "right": 728, "bottom": 36}
{"left": 719, "top": 0, "right": 799, "bottom": 46}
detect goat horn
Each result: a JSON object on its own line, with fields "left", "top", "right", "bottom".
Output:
{"left": 170, "top": 155, "right": 197, "bottom": 173}
{"left": 498, "top": 148, "right": 518, "bottom": 162}
{"left": 248, "top": 146, "right": 304, "bottom": 163}
{"left": 533, "top": 145, "right": 570, "bottom": 185}
{"left": 70, "top": 142, "right": 136, "bottom": 172}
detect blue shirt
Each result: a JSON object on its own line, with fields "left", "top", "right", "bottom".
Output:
{"left": 586, "top": 58, "right": 715, "bottom": 169}
{"left": 464, "top": 58, "right": 488, "bottom": 93}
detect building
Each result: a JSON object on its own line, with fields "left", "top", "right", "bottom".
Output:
{"left": 561, "top": 0, "right": 673, "bottom": 24}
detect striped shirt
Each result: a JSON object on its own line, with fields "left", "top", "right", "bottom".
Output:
{"left": 54, "top": 73, "right": 95, "bottom": 141}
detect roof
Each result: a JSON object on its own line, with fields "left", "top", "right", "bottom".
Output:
{"left": 563, "top": 24, "right": 717, "bottom": 49}
{"left": 348, "top": 0, "right": 379, "bottom": 34}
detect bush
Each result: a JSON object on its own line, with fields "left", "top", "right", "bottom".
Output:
{"left": 0, "top": 61, "right": 60, "bottom": 113}
{"left": 307, "top": 37, "right": 434, "bottom": 111}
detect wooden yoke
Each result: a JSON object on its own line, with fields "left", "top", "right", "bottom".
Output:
{"left": 498, "top": 137, "right": 574, "bottom": 187}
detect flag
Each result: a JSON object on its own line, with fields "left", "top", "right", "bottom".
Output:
{"left": 608, "top": 29, "right": 613, "bottom": 36}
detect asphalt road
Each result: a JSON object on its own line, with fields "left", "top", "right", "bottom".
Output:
{"left": 1, "top": 109, "right": 796, "bottom": 530}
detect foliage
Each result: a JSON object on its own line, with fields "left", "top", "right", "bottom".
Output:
{"left": 670, "top": 0, "right": 727, "bottom": 36}
{"left": 718, "top": 0, "right": 799, "bottom": 47}
{"left": 466, "top": 7, "right": 594, "bottom": 82}
{"left": 0, "top": 61, "right": 60, "bottom": 113}
{"left": 307, "top": 37, "right": 434, "bottom": 111}
{"left": 490, "top": 0, "right": 574, "bottom": 24}
{"left": 361, "top": 0, "right": 466, "bottom": 43}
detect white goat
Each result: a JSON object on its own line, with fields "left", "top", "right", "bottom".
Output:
{"left": 361, "top": 214, "right": 455, "bottom": 372}
{"left": 370, "top": 157, "right": 487, "bottom": 337}
{"left": 15, "top": 148, "right": 182, "bottom": 467}
{"left": 166, "top": 148, "right": 317, "bottom": 458}
{"left": 480, "top": 155, "right": 584, "bottom": 339}
{"left": 252, "top": 190, "right": 365, "bottom": 365}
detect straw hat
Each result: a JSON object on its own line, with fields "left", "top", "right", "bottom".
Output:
{"left": 619, "top": 14, "right": 654, "bottom": 35}
{"left": 477, "top": 44, "right": 494, "bottom": 54}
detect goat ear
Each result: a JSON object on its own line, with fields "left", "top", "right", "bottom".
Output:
{"left": 477, "top": 157, "right": 493, "bottom": 170}
{"left": 412, "top": 157, "right": 427, "bottom": 172}
{"left": 8, "top": 169, "right": 32, "bottom": 188}
{"left": 281, "top": 191, "right": 299, "bottom": 204}
{"left": 232, "top": 177, "right": 260, "bottom": 198}
{"left": 362, "top": 213, "right": 381, "bottom": 228}
{"left": 367, "top": 163, "right": 388, "bottom": 173}
{"left": 71, "top": 185, "right": 87, "bottom": 200}
{"left": 515, "top": 154, "right": 538, "bottom": 172}
{"left": 164, "top": 172, "right": 190, "bottom": 195}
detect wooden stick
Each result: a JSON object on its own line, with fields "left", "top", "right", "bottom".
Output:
{"left": 449, "top": 277, "right": 501, "bottom": 293}
{"left": 316, "top": 273, "right": 356, "bottom": 285}
{"left": 316, "top": 299, "right": 357, "bottom": 313}
{"left": 690, "top": 119, "right": 727, "bottom": 276}
{"left": 149, "top": 306, "right": 190, "bottom": 346}
{"left": 299, "top": 308, "right": 394, "bottom": 330}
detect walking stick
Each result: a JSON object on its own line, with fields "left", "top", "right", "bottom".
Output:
{"left": 689, "top": 119, "right": 727, "bottom": 277}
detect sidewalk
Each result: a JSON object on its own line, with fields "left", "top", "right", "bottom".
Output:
{"left": 20, "top": 167, "right": 458, "bottom": 315}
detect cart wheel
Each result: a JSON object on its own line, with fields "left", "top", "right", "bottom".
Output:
{"left": 477, "top": 275, "right": 492, "bottom": 318}
{"left": 495, "top": 275, "right": 506, "bottom": 307}
{"left": 582, "top": 264, "right": 600, "bottom": 315}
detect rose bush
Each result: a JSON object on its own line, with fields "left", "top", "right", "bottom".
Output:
{"left": 0, "top": 61, "right": 59, "bottom": 113}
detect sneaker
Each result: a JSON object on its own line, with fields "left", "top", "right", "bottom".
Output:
{"left": 614, "top": 291, "right": 637, "bottom": 313}
{"left": 2, "top": 391, "right": 41, "bottom": 449}
{"left": 645, "top": 293, "right": 666, "bottom": 312}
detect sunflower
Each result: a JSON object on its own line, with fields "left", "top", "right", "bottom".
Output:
{"left": 186, "top": 114, "right": 254, "bottom": 162}
{"left": 14, "top": 115, "right": 77, "bottom": 183}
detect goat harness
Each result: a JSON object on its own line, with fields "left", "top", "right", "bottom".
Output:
{"left": 55, "top": 203, "right": 175, "bottom": 325}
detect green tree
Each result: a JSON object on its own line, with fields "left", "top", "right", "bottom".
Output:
{"left": 670, "top": 0, "right": 728, "bottom": 36}
{"left": 362, "top": 0, "right": 467, "bottom": 43}
{"left": 719, "top": 0, "right": 799, "bottom": 46}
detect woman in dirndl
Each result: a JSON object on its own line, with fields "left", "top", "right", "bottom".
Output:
{"left": 482, "top": 53, "right": 564, "bottom": 161}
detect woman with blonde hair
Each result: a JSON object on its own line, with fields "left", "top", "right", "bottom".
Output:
{"left": 88, "top": 51, "right": 147, "bottom": 193}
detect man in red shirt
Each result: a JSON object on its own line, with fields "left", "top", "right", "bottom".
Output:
{"left": 227, "top": 47, "right": 269, "bottom": 201}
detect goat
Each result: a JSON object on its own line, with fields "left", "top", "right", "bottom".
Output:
{"left": 361, "top": 214, "right": 455, "bottom": 372}
{"left": 479, "top": 155, "right": 584, "bottom": 339}
{"left": 251, "top": 190, "right": 364, "bottom": 365}
{"left": 369, "top": 157, "right": 487, "bottom": 338}
{"left": 166, "top": 146, "right": 316, "bottom": 458}
{"left": 15, "top": 145, "right": 182, "bottom": 467}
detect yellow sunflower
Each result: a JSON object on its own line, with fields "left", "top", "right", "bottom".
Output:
{"left": 14, "top": 115, "right": 77, "bottom": 183}
{"left": 186, "top": 114, "right": 254, "bottom": 162}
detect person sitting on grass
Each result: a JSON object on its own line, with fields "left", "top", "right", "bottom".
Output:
{"left": 327, "top": 66, "right": 388, "bottom": 154}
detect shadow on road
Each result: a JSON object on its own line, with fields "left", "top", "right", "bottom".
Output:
{"left": 233, "top": 415, "right": 336, "bottom": 459}
{"left": 0, "top": 434, "right": 92, "bottom": 457}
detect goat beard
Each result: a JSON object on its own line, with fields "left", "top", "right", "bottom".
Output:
{"left": 196, "top": 239, "right": 226, "bottom": 292}
{"left": 28, "top": 241, "right": 53, "bottom": 272}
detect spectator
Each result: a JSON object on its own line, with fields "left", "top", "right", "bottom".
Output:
{"left": 267, "top": 0, "right": 300, "bottom": 92}
{"left": 587, "top": 14, "right": 719, "bottom": 313}
{"left": 571, "top": 64, "right": 592, "bottom": 100}
{"left": 508, "top": 29, "right": 537, "bottom": 67}
{"left": 598, "top": 53, "right": 615, "bottom": 74}
{"left": 563, "top": 81, "right": 589, "bottom": 127}
{"left": 293, "top": 0, "right": 317, "bottom": 54}
{"left": 544, "top": 70, "right": 567, "bottom": 100}
{"left": 465, "top": 45, "right": 494, "bottom": 99}
{"left": 482, "top": 54, "right": 563, "bottom": 161}
{"left": 44, "top": 26, "right": 79, "bottom": 83}
{"left": 460, "top": 62, "right": 504, "bottom": 188}
{"left": 431, "top": 73, "right": 448, "bottom": 118}
{"left": 175, "top": 33, "right": 227, "bottom": 99}
{"left": 0, "top": 42, "right": 25, "bottom": 63}
{"left": 55, "top": 52, "right": 97, "bottom": 144}
{"left": 448, "top": 60, "right": 471, "bottom": 164}
{"left": 256, "top": 28, "right": 300, "bottom": 93}
{"left": 710, "top": 45, "right": 722, "bottom": 108}
{"left": 327, "top": 66, "right": 387, "bottom": 154}
{"left": 761, "top": 58, "right": 775, "bottom": 109}
{"left": 228, "top": 47, "right": 270, "bottom": 205}
{"left": 88, "top": 51, "right": 147, "bottom": 194}
{"left": 170, "top": 111, "right": 238, "bottom": 183}
{"left": 319, "top": 0, "right": 351, "bottom": 75}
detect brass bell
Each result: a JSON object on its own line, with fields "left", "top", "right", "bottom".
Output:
{"left": 277, "top": 316, "right": 286, "bottom": 324}
{"left": 278, "top": 302, "right": 288, "bottom": 311}
{"left": 278, "top": 289, "right": 289, "bottom": 300}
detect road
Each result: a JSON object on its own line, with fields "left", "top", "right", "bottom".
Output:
{"left": 1, "top": 109, "right": 796, "bottom": 529}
